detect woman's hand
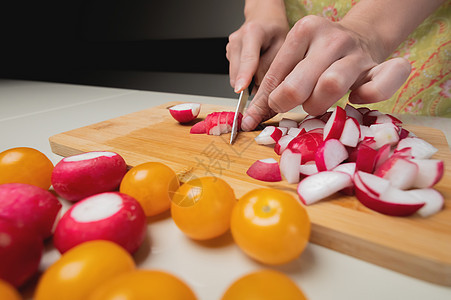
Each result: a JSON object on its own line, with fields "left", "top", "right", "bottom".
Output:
{"left": 226, "top": 0, "right": 290, "bottom": 94}
{"left": 241, "top": 14, "right": 411, "bottom": 131}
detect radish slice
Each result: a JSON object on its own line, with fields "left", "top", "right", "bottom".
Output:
{"left": 370, "top": 123, "right": 400, "bottom": 149}
{"left": 169, "top": 103, "right": 201, "bottom": 123}
{"left": 298, "top": 118, "right": 326, "bottom": 132}
{"left": 410, "top": 159, "right": 444, "bottom": 188}
{"left": 344, "top": 104, "right": 363, "bottom": 124}
{"left": 279, "top": 118, "right": 298, "bottom": 129}
{"left": 279, "top": 149, "right": 302, "bottom": 184}
{"left": 190, "top": 120, "right": 207, "bottom": 134}
{"left": 374, "top": 156, "right": 418, "bottom": 190}
{"left": 356, "top": 171, "right": 390, "bottom": 197}
{"left": 278, "top": 127, "right": 288, "bottom": 135}
{"left": 333, "top": 162, "right": 356, "bottom": 177}
{"left": 299, "top": 162, "right": 319, "bottom": 176}
{"left": 406, "top": 188, "right": 444, "bottom": 217}
{"left": 315, "top": 139, "right": 348, "bottom": 171}
{"left": 53, "top": 192, "right": 147, "bottom": 254}
{"left": 323, "top": 106, "right": 346, "bottom": 140}
{"left": 374, "top": 143, "right": 391, "bottom": 170}
{"left": 246, "top": 158, "right": 282, "bottom": 182}
{"left": 339, "top": 117, "right": 361, "bottom": 147}
{"left": 254, "top": 126, "right": 283, "bottom": 145}
{"left": 396, "top": 137, "right": 438, "bottom": 159}
{"left": 274, "top": 135, "right": 295, "bottom": 155}
{"left": 297, "top": 171, "right": 353, "bottom": 205}
{"left": 286, "top": 132, "right": 324, "bottom": 163}
{"left": 355, "top": 143, "right": 378, "bottom": 173}
{"left": 287, "top": 127, "right": 306, "bottom": 137}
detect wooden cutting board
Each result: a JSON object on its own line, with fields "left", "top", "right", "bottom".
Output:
{"left": 49, "top": 101, "right": 451, "bottom": 286}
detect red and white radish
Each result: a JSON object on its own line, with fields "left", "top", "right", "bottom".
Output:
{"left": 274, "top": 135, "right": 295, "bottom": 155}
{"left": 315, "top": 139, "right": 348, "bottom": 171}
{"left": 299, "top": 162, "right": 319, "bottom": 177}
{"left": 406, "top": 188, "right": 444, "bottom": 217}
{"left": 0, "top": 183, "right": 62, "bottom": 239}
{"left": 355, "top": 171, "right": 391, "bottom": 197}
{"left": 287, "top": 127, "right": 306, "bottom": 137}
{"left": 354, "top": 171, "right": 425, "bottom": 216}
{"left": 410, "top": 159, "right": 444, "bottom": 188}
{"left": 169, "top": 103, "right": 201, "bottom": 123}
{"left": 190, "top": 120, "right": 207, "bottom": 134}
{"left": 0, "top": 219, "right": 43, "bottom": 287}
{"left": 344, "top": 104, "right": 363, "bottom": 124}
{"left": 339, "top": 117, "right": 361, "bottom": 147}
{"left": 396, "top": 136, "right": 438, "bottom": 159}
{"left": 246, "top": 158, "right": 282, "bottom": 182}
{"left": 201, "top": 111, "right": 242, "bottom": 136}
{"left": 355, "top": 143, "right": 378, "bottom": 173}
{"left": 370, "top": 123, "right": 400, "bottom": 149}
{"left": 53, "top": 192, "right": 147, "bottom": 254}
{"left": 286, "top": 131, "right": 324, "bottom": 163}
{"left": 279, "top": 118, "right": 298, "bottom": 129}
{"left": 374, "top": 156, "right": 419, "bottom": 190}
{"left": 298, "top": 118, "right": 325, "bottom": 132}
{"left": 374, "top": 143, "right": 391, "bottom": 170}
{"left": 51, "top": 151, "right": 128, "bottom": 202}
{"left": 297, "top": 171, "right": 353, "bottom": 205}
{"left": 323, "top": 106, "right": 346, "bottom": 140}
{"left": 254, "top": 126, "right": 283, "bottom": 145}
{"left": 279, "top": 149, "right": 302, "bottom": 184}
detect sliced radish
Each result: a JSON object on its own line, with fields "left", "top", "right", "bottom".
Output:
{"left": 362, "top": 110, "right": 383, "bottom": 126}
{"left": 323, "top": 106, "right": 347, "bottom": 140}
{"left": 315, "top": 139, "right": 348, "bottom": 171}
{"left": 374, "top": 143, "right": 391, "bottom": 170}
{"left": 274, "top": 135, "right": 295, "bottom": 155}
{"left": 359, "top": 125, "right": 374, "bottom": 141}
{"left": 190, "top": 120, "right": 207, "bottom": 134}
{"left": 393, "top": 147, "right": 413, "bottom": 158}
{"left": 169, "top": 103, "right": 201, "bottom": 123}
{"left": 410, "top": 159, "right": 444, "bottom": 188}
{"left": 356, "top": 171, "right": 390, "bottom": 197}
{"left": 246, "top": 158, "right": 282, "bottom": 182}
{"left": 370, "top": 123, "right": 400, "bottom": 149}
{"left": 355, "top": 143, "right": 378, "bottom": 173}
{"left": 299, "top": 161, "right": 319, "bottom": 177}
{"left": 53, "top": 192, "right": 147, "bottom": 254}
{"left": 297, "top": 171, "right": 353, "bottom": 205}
{"left": 298, "top": 118, "right": 326, "bottom": 132}
{"left": 279, "top": 149, "right": 302, "bottom": 184}
{"left": 51, "top": 151, "right": 128, "bottom": 202}
{"left": 355, "top": 177, "right": 425, "bottom": 216}
{"left": 278, "top": 127, "right": 288, "bottom": 136}
{"left": 318, "top": 111, "right": 332, "bottom": 123}
{"left": 344, "top": 104, "right": 363, "bottom": 124}
{"left": 399, "top": 127, "right": 410, "bottom": 139}
{"left": 333, "top": 162, "right": 356, "bottom": 177}
{"left": 205, "top": 112, "right": 221, "bottom": 136}
{"left": 339, "top": 117, "right": 361, "bottom": 147}
{"left": 287, "top": 127, "right": 305, "bottom": 137}
{"left": 406, "top": 188, "right": 444, "bottom": 217}
{"left": 287, "top": 131, "right": 324, "bottom": 163}
{"left": 396, "top": 137, "right": 438, "bottom": 159}
{"left": 374, "top": 156, "right": 418, "bottom": 190}
{"left": 279, "top": 118, "right": 298, "bottom": 129}
{"left": 254, "top": 126, "right": 283, "bottom": 145}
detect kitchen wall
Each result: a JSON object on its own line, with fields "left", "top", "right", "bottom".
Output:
{"left": 1, "top": 0, "right": 246, "bottom": 98}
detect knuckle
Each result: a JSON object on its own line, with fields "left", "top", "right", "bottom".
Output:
{"left": 319, "top": 72, "right": 348, "bottom": 96}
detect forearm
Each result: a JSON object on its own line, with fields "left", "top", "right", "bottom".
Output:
{"left": 340, "top": 0, "right": 445, "bottom": 62}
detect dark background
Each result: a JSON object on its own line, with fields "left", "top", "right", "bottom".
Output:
{"left": 0, "top": 1, "right": 244, "bottom": 95}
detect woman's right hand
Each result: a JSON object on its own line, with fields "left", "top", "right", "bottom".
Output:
{"left": 226, "top": 0, "right": 290, "bottom": 94}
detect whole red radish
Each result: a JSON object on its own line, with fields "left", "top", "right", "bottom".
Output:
{"left": 0, "top": 218, "right": 43, "bottom": 287}
{"left": 53, "top": 192, "right": 147, "bottom": 254}
{"left": 0, "top": 183, "right": 62, "bottom": 239}
{"left": 169, "top": 103, "right": 201, "bottom": 123}
{"left": 51, "top": 151, "right": 127, "bottom": 202}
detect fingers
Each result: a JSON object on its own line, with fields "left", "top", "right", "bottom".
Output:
{"left": 349, "top": 57, "right": 411, "bottom": 104}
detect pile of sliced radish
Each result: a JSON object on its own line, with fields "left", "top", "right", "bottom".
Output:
{"left": 246, "top": 104, "right": 445, "bottom": 217}
{"left": 189, "top": 111, "right": 242, "bottom": 135}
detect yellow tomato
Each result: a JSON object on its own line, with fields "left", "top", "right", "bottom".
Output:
{"left": 0, "top": 147, "right": 54, "bottom": 190}
{"left": 171, "top": 177, "right": 236, "bottom": 240}
{"left": 230, "top": 188, "right": 310, "bottom": 265}
{"left": 221, "top": 269, "right": 306, "bottom": 300}
{"left": 34, "top": 240, "right": 135, "bottom": 300}
{"left": 0, "top": 279, "right": 22, "bottom": 300}
{"left": 88, "top": 270, "right": 197, "bottom": 300}
{"left": 120, "top": 162, "right": 180, "bottom": 217}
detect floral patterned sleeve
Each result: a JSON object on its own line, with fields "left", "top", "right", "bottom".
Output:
{"left": 284, "top": 0, "right": 451, "bottom": 117}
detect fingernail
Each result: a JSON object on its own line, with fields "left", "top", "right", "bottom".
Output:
{"left": 234, "top": 79, "right": 245, "bottom": 93}
{"left": 241, "top": 115, "right": 256, "bottom": 132}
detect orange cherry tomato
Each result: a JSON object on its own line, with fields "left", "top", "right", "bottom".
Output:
{"left": 171, "top": 177, "right": 236, "bottom": 240}
{"left": 221, "top": 269, "right": 306, "bottom": 300}
{"left": 120, "top": 162, "right": 180, "bottom": 217}
{"left": 88, "top": 270, "right": 197, "bottom": 300}
{"left": 230, "top": 188, "right": 310, "bottom": 265}
{"left": 0, "top": 279, "right": 22, "bottom": 300}
{"left": 34, "top": 240, "right": 135, "bottom": 300}
{"left": 0, "top": 147, "right": 54, "bottom": 190}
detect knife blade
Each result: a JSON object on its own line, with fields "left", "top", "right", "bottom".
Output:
{"left": 230, "top": 81, "right": 254, "bottom": 144}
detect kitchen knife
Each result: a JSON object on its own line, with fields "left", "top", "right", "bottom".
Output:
{"left": 230, "top": 81, "right": 254, "bottom": 144}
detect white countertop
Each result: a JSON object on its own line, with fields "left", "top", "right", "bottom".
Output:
{"left": 1, "top": 79, "right": 450, "bottom": 299}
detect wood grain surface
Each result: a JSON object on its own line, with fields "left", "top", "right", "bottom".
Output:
{"left": 49, "top": 101, "right": 451, "bottom": 286}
